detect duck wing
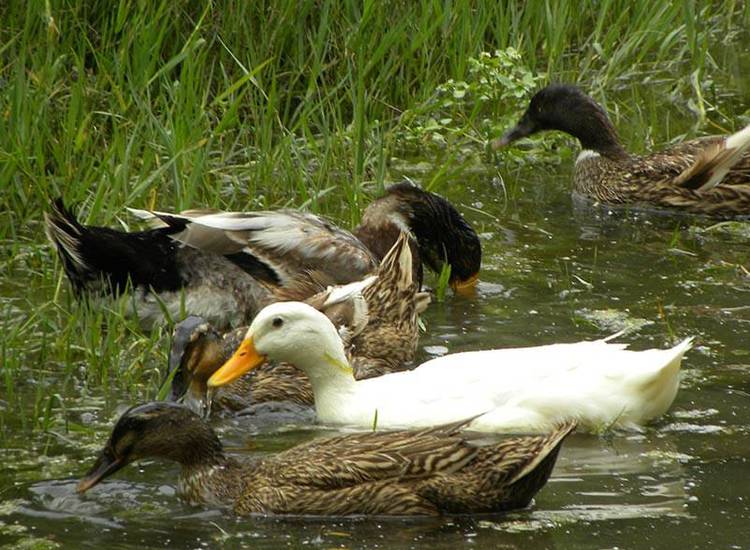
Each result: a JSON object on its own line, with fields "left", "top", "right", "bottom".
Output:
{"left": 627, "top": 129, "right": 750, "bottom": 192}
{"left": 304, "top": 277, "right": 375, "bottom": 345}
{"left": 128, "top": 208, "right": 378, "bottom": 286}
{"left": 414, "top": 421, "right": 576, "bottom": 514}
{"left": 256, "top": 419, "right": 479, "bottom": 490}
{"left": 468, "top": 337, "right": 693, "bottom": 432}
{"left": 671, "top": 125, "right": 750, "bottom": 191}
{"left": 350, "top": 232, "right": 428, "bottom": 378}
{"left": 299, "top": 232, "right": 428, "bottom": 380}
{"left": 362, "top": 337, "right": 692, "bottom": 432}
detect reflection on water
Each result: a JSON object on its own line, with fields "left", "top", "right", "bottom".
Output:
{"left": 1, "top": 429, "right": 698, "bottom": 547}
{"left": 3, "top": 77, "right": 750, "bottom": 547}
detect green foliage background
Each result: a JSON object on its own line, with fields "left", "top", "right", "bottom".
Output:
{"left": 2, "top": 0, "right": 748, "bottom": 228}
{"left": 0, "top": 0, "right": 748, "bottom": 426}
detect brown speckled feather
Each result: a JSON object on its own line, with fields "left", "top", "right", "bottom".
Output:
{"left": 169, "top": 233, "right": 427, "bottom": 413}
{"left": 81, "top": 403, "right": 575, "bottom": 517}
{"left": 347, "top": 232, "right": 429, "bottom": 378}
{"left": 575, "top": 137, "right": 750, "bottom": 216}
{"left": 501, "top": 85, "right": 750, "bottom": 218}
{"left": 229, "top": 420, "right": 577, "bottom": 516}
{"left": 249, "top": 420, "right": 479, "bottom": 490}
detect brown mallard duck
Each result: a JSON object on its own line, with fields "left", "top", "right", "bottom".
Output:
{"left": 45, "top": 182, "right": 481, "bottom": 329}
{"left": 77, "top": 401, "right": 576, "bottom": 516}
{"left": 167, "top": 317, "right": 311, "bottom": 411}
{"left": 495, "top": 84, "right": 750, "bottom": 218}
{"left": 168, "top": 232, "right": 430, "bottom": 414}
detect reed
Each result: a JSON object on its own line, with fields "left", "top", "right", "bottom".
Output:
{"left": 0, "top": 0, "right": 746, "bottom": 433}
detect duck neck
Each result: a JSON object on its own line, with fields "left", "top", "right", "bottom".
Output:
{"left": 292, "top": 336, "right": 359, "bottom": 417}
{"left": 567, "top": 107, "right": 630, "bottom": 162}
{"left": 170, "top": 423, "right": 227, "bottom": 469}
{"left": 354, "top": 201, "right": 409, "bottom": 264}
{"left": 578, "top": 127, "right": 629, "bottom": 161}
{"left": 178, "top": 458, "right": 242, "bottom": 506}
{"left": 172, "top": 424, "right": 238, "bottom": 505}
{"left": 355, "top": 218, "right": 424, "bottom": 288}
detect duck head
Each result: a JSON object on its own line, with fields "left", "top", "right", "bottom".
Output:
{"left": 167, "top": 316, "right": 226, "bottom": 404}
{"left": 77, "top": 402, "right": 223, "bottom": 493}
{"left": 357, "top": 182, "right": 482, "bottom": 294}
{"left": 494, "top": 84, "right": 626, "bottom": 159}
{"left": 208, "top": 301, "right": 352, "bottom": 389}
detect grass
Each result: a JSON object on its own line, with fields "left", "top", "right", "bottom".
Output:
{"left": 0, "top": 0, "right": 748, "bottom": 440}
{"left": 2, "top": 1, "right": 749, "bottom": 224}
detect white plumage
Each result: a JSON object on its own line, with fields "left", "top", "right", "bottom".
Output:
{"left": 208, "top": 301, "right": 693, "bottom": 433}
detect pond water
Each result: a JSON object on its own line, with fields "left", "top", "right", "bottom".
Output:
{"left": 2, "top": 81, "right": 750, "bottom": 548}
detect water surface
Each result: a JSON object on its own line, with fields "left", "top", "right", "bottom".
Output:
{"left": 2, "top": 70, "right": 750, "bottom": 549}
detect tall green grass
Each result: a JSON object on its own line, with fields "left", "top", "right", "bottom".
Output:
{"left": 1, "top": 0, "right": 748, "bottom": 226}
{"left": 0, "top": 0, "right": 748, "bottom": 434}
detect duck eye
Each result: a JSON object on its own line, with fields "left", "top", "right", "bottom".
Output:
{"left": 272, "top": 317, "right": 284, "bottom": 328}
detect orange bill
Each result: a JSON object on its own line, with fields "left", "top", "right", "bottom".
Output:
{"left": 207, "top": 337, "right": 266, "bottom": 388}
{"left": 451, "top": 272, "right": 479, "bottom": 295}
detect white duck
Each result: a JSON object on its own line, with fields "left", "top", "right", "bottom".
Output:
{"left": 207, "top": 302, "right": 693, "bottom": 433}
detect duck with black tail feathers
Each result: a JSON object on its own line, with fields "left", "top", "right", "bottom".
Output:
{"left": 45, "top": 182, "right": 480, "bottom": 329}
{"left": 495, "top": 84, "right": 750, "bottom": 218}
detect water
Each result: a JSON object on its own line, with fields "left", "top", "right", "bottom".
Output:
{"left": 3, "top": 85, "right": 750, "bottom": 547}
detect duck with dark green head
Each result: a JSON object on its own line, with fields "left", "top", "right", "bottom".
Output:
{"left": 496, "top": 84, "right": 750, "bottom": 218}
{"left": 78, "top": 402, "right": 575, "bottom": 516}
{"left": 46, "top": 182, "right": 482, "bottom": 330}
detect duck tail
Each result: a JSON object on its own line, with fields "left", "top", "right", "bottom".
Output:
{"left": 631, "top": 336, "right": 694, "bottom": 422}
{"left": 44, "top": 199, "right": 180, "bottom": 296}
{"left": 44, "top": 199, "right": 93, "bottom": 294}
{"left": 667, "top": 336, "right": 694, "bottom": 364}
{"left": 378, "top": 231, "right": 416, "bottom": 290}
{"left": 506, "top": 420, "right": 577, "bottom": 485}
{"left": 649, "top": 336, "right": 693, "bottom": 383}
{"left": 462, "top": 421, "right": 575, "bottom": 511}
{"left": 677, "top": 125, "right": 750, "bottom": 191}
{"left": 361, "top": 230, "right": 430, "bottom": 324}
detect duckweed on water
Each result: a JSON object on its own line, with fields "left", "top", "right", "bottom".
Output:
{"left": 1, "top": 1, "right": 750, "bottom": 548}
